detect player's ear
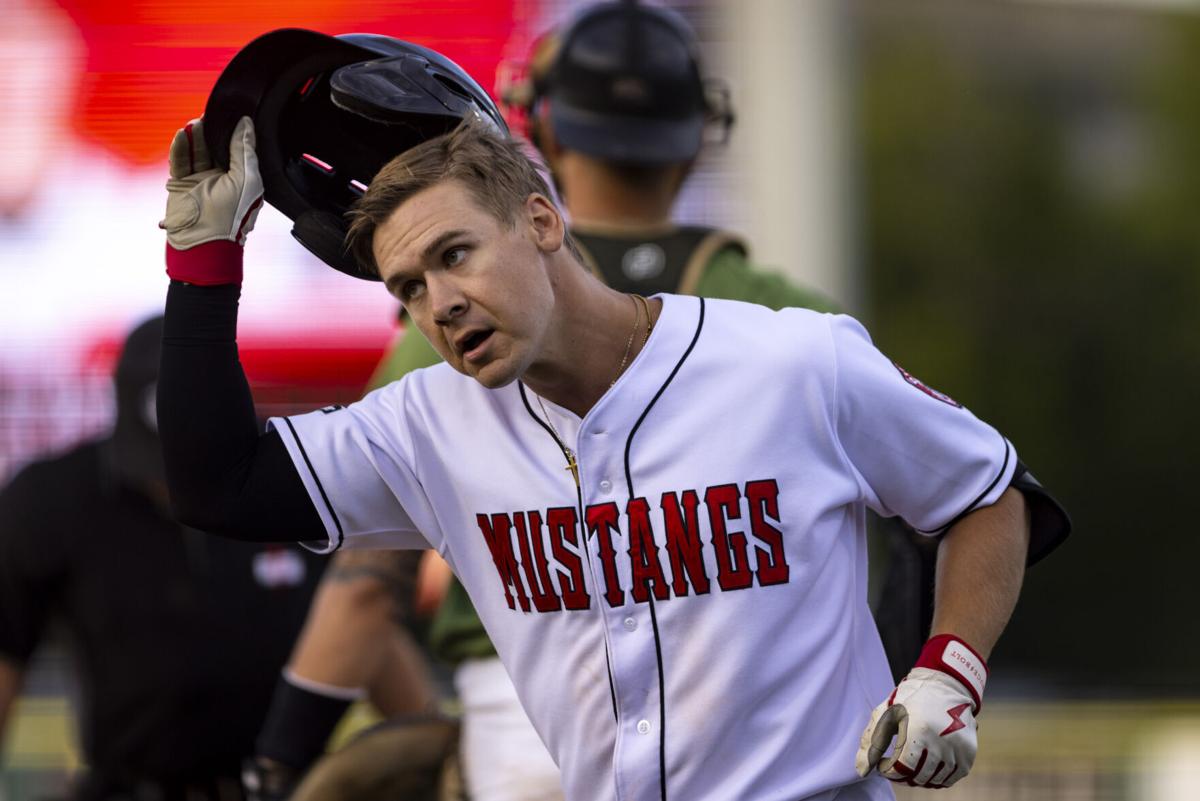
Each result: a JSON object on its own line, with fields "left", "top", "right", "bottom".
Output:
{"left": 525, "top": 192, "right": 565, "bottom": 254}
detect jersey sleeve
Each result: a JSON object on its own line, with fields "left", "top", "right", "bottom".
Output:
{"left": 268, "top": 378, "right": 440, "bottom": 554}
{"left": 826, "top": 314, "right": 1016, "bottom": 535}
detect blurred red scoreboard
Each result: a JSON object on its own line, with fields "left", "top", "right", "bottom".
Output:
{"left": 81, "top": 325, "right": 403, "bottom": 414}
{"left": 53, "top": 0, "right": 538, "bottom": 167}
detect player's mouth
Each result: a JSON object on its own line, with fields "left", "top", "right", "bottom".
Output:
{"left": 457, "top": 328, "right": 495, "bottom": 363}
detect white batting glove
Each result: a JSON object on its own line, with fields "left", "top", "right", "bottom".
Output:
{"left": 855, "top": 635, "right": 988, "bottom": 789}
{"left": 160, "top": 116, "right": 264, "bottom": 285}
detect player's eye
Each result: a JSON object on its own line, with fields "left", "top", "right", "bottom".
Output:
{"left": 444, "top": 246, "right": 468, "bottom": 267}
{"left": 400, "top": 280, "right": 425, "bottom": 302}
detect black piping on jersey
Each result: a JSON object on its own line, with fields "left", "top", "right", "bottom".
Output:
{"left": 914, "top": 432, "right": 1013, "bottom": 535}
{"left": 283, "top": 417, "right": 346, "bottom": 551}
{"left": 622, "top": 297, "right": 706, "bottom": 801}
{"left": 517, "top": 382, "right": 621, "bottom": 723}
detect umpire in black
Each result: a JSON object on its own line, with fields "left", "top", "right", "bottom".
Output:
{"left": 0, "top": 316, "right": 325, "bottom": 801}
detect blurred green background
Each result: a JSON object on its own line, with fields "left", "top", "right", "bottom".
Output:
{"left": 855, "top": 0, "right": 1200, "bottom": 695}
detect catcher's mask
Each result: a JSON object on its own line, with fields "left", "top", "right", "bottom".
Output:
{"left": 204, "top": 28, "right": 507, "bottom": 280}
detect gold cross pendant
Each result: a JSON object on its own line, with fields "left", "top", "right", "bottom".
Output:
{"left": 564, "top": 449, "right": 580, "bottom": 488}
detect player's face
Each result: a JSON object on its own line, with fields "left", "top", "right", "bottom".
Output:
{"left": 374, "top": 180, "right": 560, "bottom": 388}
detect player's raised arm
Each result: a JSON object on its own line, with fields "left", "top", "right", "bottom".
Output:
{"left": 157, "top": 116, "right": 324, "bottom": 542}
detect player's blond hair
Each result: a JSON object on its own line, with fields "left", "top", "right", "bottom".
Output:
{"left": 346, "top": 119, "right": 580, "bottom": 276}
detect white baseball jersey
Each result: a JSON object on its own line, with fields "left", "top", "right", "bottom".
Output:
{"left": 270, "top": 295, "right": 1016, "bottom": 801}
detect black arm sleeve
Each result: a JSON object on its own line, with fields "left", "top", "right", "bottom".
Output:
{"left": 159, "top": 281, "right": 325, "bottom": 542}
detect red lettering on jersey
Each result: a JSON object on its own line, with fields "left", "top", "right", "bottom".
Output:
{"left": 586, "top": 502, "right": 625, "bottom": 608}
{"left": 514, "top": 511, "right": 562, "bottom": 613}
{"left": 661, "top": 489, "right": 710, "bottom": 597}
{"left": 547, "top": 506, "right": 590, "bottom": 610}
{"left": 705, "top": 484, "right": 753, "bottom": 592}
{"left": 477, "top": 512, "right": 530, "bottom": 612}
{"left": 746, "top": 479, "right": 790, "bottom": 586}
{"left": 627, "top": 497, "right": 670, "bottom": 603}
{"left": 477, "top": 479, "right": 791, "bottom": 613}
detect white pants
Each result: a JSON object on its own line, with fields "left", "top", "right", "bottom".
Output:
{"left": 455, "top": 657, "right": 564, "bottom": 801}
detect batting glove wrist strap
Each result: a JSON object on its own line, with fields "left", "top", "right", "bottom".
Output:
{"left": 914, "top": 633, "right": 988, "bottom": 713}
{"left": 160, "top": 116, "right": 263, "bottom": 285}
{"left": 165, "top": 241, "right": 244, "bottom": 286}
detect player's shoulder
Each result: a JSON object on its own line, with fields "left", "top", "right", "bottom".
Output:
{"left": 366, "top": 360, "right": 475, "bottom": 403}
{"left": 685, "top": 293, "right": 838, "bottom": 342}
{"left": 661, "top": 294, "right": 845, "bottom": 380}
{"left": 354, "top": 361, "right": 493, "bottom": 429}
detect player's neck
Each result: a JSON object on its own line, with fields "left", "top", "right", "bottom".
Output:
{"left": 522, "top": 268, "right": 656, "bottom": 418}
{"left": 557, "top": 156, "right": 681, "bottom": 229}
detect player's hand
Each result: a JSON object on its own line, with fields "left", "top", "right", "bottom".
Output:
{"left": 855, "top": 635, "right": 987, "bottom": 789}
{"left": 160, "top": 116, "right": 264, "bottom": 284}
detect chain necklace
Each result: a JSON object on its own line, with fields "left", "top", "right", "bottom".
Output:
{"left": 535, "top": 294, "right": 652, "bottom": 488}
{"left": 536, "top": 394, "right": 580, "bottom": 487}
{"left": 609, "top": 293, "right": 642, "bottom": 389}
{"left": 633, "top": 292, "right": 653, "bottom": 352}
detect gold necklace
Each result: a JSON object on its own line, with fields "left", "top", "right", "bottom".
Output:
{"left": 609, "top": 293, "right": 642, "bottom": 389}
{"left": 633, "top": 293, "right": 653, "bottom": 346}
{"left": 536, "top": 394, "right": 580, "bottom": 487}
{"left": 535, "top": 294, "right": 649, "bottom": 488}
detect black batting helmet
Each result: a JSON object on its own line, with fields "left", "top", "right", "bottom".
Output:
{"left": 203, "top": 28, "right": 507, "bottom": 279}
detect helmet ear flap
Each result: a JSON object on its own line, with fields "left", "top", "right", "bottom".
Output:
{"left": 702, "top": 78, "right": 735, "bottom": 147}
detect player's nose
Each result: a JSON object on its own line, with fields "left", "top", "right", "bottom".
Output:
{"left": 428, "top": 274, "right": 467, "bottom": 325}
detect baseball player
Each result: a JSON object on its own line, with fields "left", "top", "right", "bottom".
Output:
{"left": 250, "top": 6, "right": 843, "bottom": 799}
{"left": 157, "top": 107, "right": 1068, "bottom": 800}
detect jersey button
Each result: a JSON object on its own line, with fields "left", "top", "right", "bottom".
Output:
{"left": 599, "top": 479, "right": 612, "bottom": 492}
{"left": 637, "top": 719, "right": 651, "bottom": 735}
{"left": 623, "top": 617, "right": 637, "bottom": 631}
